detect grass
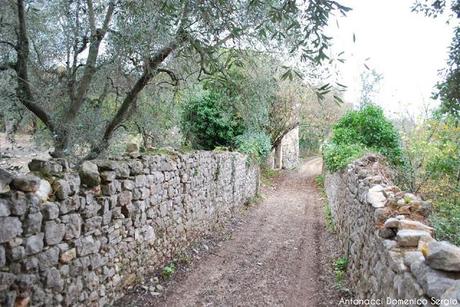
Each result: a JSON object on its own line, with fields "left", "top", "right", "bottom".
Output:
{"left": 315, "top": 175, "right": 336, "bottom": 233}
{"left": 334, "top": 257, "right": 349, "bottom": 286}
{"left": 260, "top": 165, "right": 280, "bottom": 186}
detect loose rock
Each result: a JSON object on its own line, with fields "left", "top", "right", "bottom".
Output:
{"left": 425, "top": 241, "right": 460, "bottom": 272}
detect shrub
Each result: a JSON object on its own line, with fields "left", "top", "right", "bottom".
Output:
{"left": 430, "top": 201, "right": 460, "bottom": 246}
{"left": 181, "top": 89, "right": 244, "bottom": 150}
{"left": 323, "top": 143, "right": 366, "bottom": 172}
{"left": 332, "top": 104, "right": 402, "bottom": 162}
{"left": 323, "top": 104, "right": 402, "bottom": 171}
{"left": 235, "top": 131, "right": 272, "bottom": 162}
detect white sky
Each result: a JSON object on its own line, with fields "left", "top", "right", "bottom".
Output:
{"left": 328, "top": 0, "right": 454, "bottom": 118}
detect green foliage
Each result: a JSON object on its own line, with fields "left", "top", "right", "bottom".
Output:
{"left": 334, "top": 257, "right": 348, "bottom": 285}
{"left": 181, "top": 89, "right": 244, "bottom": 150}
{"left": 315, "top": 175, "right": 335, "bottom": 232}
{"left": 315, "top": 175, "right": 325, "bottom": 188}
{"left": 332, "top": 105, "right": 402, "bottom": 161}
{"left": 235, "top": 131, "right": 272, "bottom": 162}
{"left": 323, "top": 105, "right": 402, "bottom": 172}
{"left": 399, "top": 114, "right": 459, "bottom": 245}
{"left": 161, "top": 263, "right": 176, "bottom": 280}
{"left": 299, "top": 90, "right": 350, "bottom": 156}
{"left": 413, "top": 1, "right": 460, "bottom": 120}
{"left": 359, "top": 68, "right": 383, "bottom": 107}
{"left": 260, "top": 165, "right": 280, "bottom": 186}
{"left": 323, "top": 143, "right": 366, "bottom": 172}
{"left": 323, "top": 204, "right": 335, "bottom": 233}
{"left": 0, "top": 0, "right": 349, "bottom": 158}
{"left": 430, "top": 201, "right": 460, "bottom": 246}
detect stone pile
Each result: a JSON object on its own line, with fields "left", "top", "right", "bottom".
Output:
{"left": 0, "top": 151, "right": 259, "bottom": 306}
{"left": 325, "top": 154, "right": 460, "bottom": 306}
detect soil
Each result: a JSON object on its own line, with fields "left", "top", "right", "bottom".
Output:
{"left": 116, "top": 157, "right": 350, "bottom": 307}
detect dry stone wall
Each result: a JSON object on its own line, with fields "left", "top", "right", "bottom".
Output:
{"left": 280, "top": 126, "right": 299, "bottom": 170}
{"left": 266, "top": 126, "right": 299, "bottom": 170}
{"left": 325, "top": 154, "right": 460, "bottom": 307}
{"left": 0, "top": 151, "right": 259, "bottom": 306}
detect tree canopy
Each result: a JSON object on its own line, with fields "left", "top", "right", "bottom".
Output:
{"left": 413, "top": 0, "right": 460, "bottom": 120}
{"left": 0, "top": 0, "right": 350, "bottom": 159}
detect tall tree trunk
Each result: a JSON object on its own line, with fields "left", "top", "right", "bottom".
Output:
{"left": 15, "top": 0, "right": 56, "bottom": 139}
{"left": 53, "top": 0, "right": 115, "bottom": 157}
{"left": 84, "top": 42, "right": 178, "bottom": 160}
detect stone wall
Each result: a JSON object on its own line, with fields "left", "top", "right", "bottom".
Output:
{"left": 0, "top": 151, "right": 259, "bottom": 306}
{"left": 280, "top": 126, "right": 299, "bottom": 170}
{"left": 267, "top": 126, "right": 299, "bottom": 170}
{"left": 325, "top": 154, "right": 460, "bottom": 306}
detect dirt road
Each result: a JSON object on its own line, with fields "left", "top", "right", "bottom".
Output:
{"left": 118, "top": 157, "right": 345, "bottom": 307}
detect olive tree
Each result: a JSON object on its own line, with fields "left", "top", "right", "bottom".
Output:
{"left": 413, "top": 0, "right": 460, "bottom": 120}
{"left": 0, "top": 0, "right": 350, "bottom": 159}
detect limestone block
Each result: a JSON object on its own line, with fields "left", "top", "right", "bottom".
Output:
{"left": 367, "top": 185, "right": 387, "bottom": 208}
{"left": 0, "top": 217, "right": 22, "bottom": 243}
{"left": 79, "top": 161, "right": 100, "bottom": 188}
{"left": 396, "top": 229, "right": 432, "bottom": 248}
{"left": 425, "top": 241, "right": 460, "bottom": 272}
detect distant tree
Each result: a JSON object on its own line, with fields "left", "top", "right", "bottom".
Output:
{"left": 0, "top": 0, "right": 350, "bottom": 159}
{"left": 299, "top": 90, "right": 351, "bottom": 154}
{"left": 359, "top": 68, "right": 383, "bottom": 107}
{"left": 413, "top": 0, "right": 460, "bottom": 120}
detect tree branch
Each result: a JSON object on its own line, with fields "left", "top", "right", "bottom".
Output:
{"left": 0, "top": 40, "right": 16, "bottom": 50}
{"left": 157, "top": 68, "right": 179, "bottom": 85}
{"left": 272, "top": 122, "right": 299, "bottom": 149}
{"left": 14, "top": 0, "right": 55, "bottom": 133}
{"left": 0, "top": 62, "right": 15, "bottom": 71}
{"left": 84, "top": 3, "right": 190, "bottom": 159}
{"left": 65, "top": 1, "right": 115, "bottom": 121}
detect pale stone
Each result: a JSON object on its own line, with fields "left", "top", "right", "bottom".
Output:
{"left": 75, "top": 235, "right": 101, "bottom": 256}
{"left": 79, "top": 161, "right": 100, "bottom": 188}
{"left": 441, "top": 281, "right": 460, "bottom": 306}
{"left": 0, "top": 217, "right": 22, "bottom": 243}
{"left": 411, "top": 260, "right": 457, "bottom": 299}
{"left": 35, "top": 179, "right": 52, "bottom": 201}
{"left": 384, "top": 217, "right": 400, "bottom": 229}
{"left": 367, "top": 185, "right": 387, "bottom": 208}
{"left": 60, "top": 248, "right": 76, "bottom": 263}
{"left": 24, "top": 233, "right": 44, "bottom": 255}
{"left": 426, "top": 241, "right": 460, "bottom": 272}
{"left": 45, "top": 221, "right": 66, "bottom": 245}
{"left": 0, "top": 199, "right": 10, "bottom": 216}
{"left": 396, "top": 229, "right": 432, "bottom": 247}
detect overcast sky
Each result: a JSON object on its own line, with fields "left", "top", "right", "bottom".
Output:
{"left": 328, "top": 0, "right": 454, "bottom": 118}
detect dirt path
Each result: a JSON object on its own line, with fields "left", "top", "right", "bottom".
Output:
{"left": 0, "top": 133, "right": 50, "bottom": 174}
{"left": 118, "top": 157, "right": 345, "bottom": 307}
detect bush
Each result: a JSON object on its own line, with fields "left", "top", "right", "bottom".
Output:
{"left": 323, "top": 104, "right": 402, "bottom": 171}
{"left": 235, "top": 131, "right": 272, "bottom": 162}
{"left": 323, "top": 143, "right": 366, "bottom": 172}
{"left": 181, "top": 89, "right": 244, "bottom": 150}
{"left": 332, "top": 104, "right": 402, "bottom": 161}
{"left": 430, "top": 201, "right": 460, "bottom": 246}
